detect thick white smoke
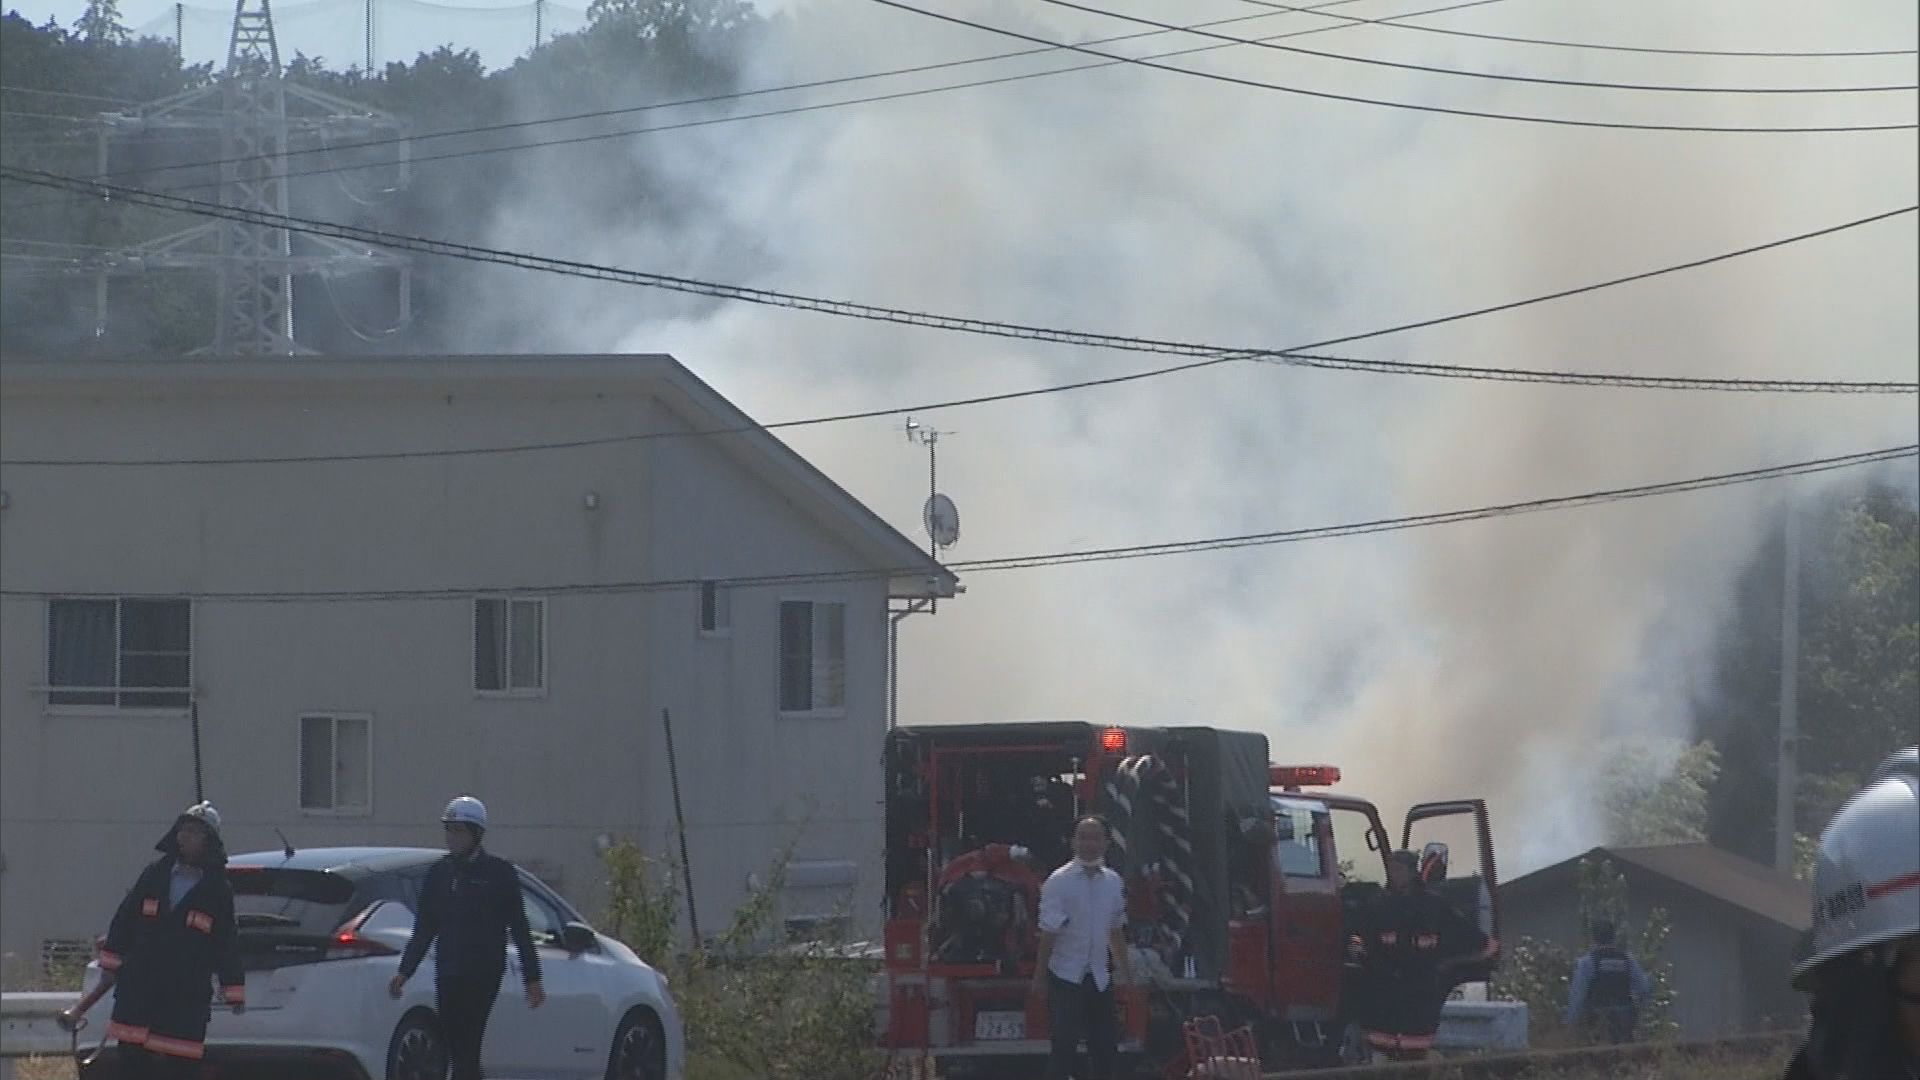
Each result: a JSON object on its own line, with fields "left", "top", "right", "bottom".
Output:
{"left": 469, "top": 0, "right": 1917, "bottom": 868}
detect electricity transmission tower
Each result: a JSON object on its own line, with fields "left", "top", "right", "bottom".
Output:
{"left": 21, "top": 0, "right": 412, "bottom": 354}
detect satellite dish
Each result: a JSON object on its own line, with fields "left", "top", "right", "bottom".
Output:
{"left": 923, "top": 493, "right": 960, "bottom": 549}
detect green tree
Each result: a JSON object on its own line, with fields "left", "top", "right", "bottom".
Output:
{"left": 1699, "top": 488, "right": 1919, "bottom": 863}
{"left": 1601, "top": 740, "right": 1721, "bottom": 847}
{"left": 75, "top": 0, "right": 129, "bottom": 45}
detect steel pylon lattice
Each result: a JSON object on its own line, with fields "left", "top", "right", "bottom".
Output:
{"left": 216, "top": 0, "right": 297, "bottom": 354}
{"left": 2, "top": 0, "right": 412, "bottom": 355}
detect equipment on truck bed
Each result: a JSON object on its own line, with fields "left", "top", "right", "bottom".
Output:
{"left": 877, "top": 721, "right": 1502, "bottom": 1077}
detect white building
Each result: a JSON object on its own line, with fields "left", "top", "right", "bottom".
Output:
{"left": 0, "top": 353, "right": 956, "bottom": 972}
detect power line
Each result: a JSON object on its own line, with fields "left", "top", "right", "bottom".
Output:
{"left": 955, "top": 445, "right": 1918, "bottom": 571}
{"left": 1230, "top": 0, "right": 1920, "bottom": 59}
{"left": 1036, "top": 0, "right": 1917, "bottom": 94}
{"left": 3, "top": 166, "right": 1913, "bottom": 410}
{"left": 4, "top": 334, "right": 1910, "bottom": 467}
{"left": 0, "top": 357, "right": 1238, "bottom": 466}
{"left": 3, "top": 444, "right": 1909, "bottom": 600}
{"left": 862, "top": 0, "right": 1919, "bottom": 133}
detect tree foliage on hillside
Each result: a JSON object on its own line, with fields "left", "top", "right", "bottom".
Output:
{"left": 1693, "top": 487, "right": 1918, "bottom": 865}
{"left": 0, "top": 0, "right": 764, "bottom": 353}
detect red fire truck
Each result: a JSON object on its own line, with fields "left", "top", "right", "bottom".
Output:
{"left": 877, "top": 721, "right": 1501, "bottom": 1077}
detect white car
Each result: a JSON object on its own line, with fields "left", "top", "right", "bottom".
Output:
{"left": 78, "top": 846, "right": 683, "bottom": 1080}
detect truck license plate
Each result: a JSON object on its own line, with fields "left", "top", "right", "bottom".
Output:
{"left": 974, "top": 1011, "right": 1026, "bottom": 1041}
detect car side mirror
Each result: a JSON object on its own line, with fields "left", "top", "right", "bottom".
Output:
{"left": 561, "top": 921, "right": 597, "bottom": 955}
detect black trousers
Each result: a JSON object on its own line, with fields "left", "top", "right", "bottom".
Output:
{"left": 114, "top": 1046, "right": 196, "bottom": 1080}
{"left": 438, "top": 973, "right": 503, "bottom": 1080}
{"left": 1592, "top": 1005, "right": 1637, "bottom": 1044}
{"left": 1047, "top": 973, "right": 1118, "bottom": 1080}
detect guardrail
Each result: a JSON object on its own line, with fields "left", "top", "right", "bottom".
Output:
{"left": 1270, "top": 1028, "right": 1799, "bottom": 1079}
{"left": 0, "top": 992, "right": 83, "bottom": 1080}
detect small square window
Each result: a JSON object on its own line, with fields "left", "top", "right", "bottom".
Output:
{"left": 779, "top": 600, "right": 846, "bottom": 714}
{"left": 299, "top": 714, "right": 372, "bottom": 815}
{"left": 475, "top": 597, "right": 545, "bottom": 693}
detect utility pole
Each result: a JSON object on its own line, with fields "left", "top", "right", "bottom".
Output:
{"left": 1774, "top": 505, "right": 1800, "bottom": 873}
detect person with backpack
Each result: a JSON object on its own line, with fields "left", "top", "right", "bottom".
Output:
{"left": 59, "top": 802, "right": 245, "bottom": 1078}
{"left": 1565, "top": 919, "right": 1652, "bottom": 1043}
{"left": 387, "top": 795, "right": 544, "bottom": 1080}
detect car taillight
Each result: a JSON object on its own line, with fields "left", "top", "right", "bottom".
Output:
{"left": 325, "top": 931, "right": 398, "bottom": 961}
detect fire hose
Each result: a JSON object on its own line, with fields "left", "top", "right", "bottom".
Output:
{"left": 1104, "top": 754, "right": 1195, "bottom": 966}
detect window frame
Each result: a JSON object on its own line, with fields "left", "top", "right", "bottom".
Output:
{"left": 473, "top": 595, "right": 548, "bottom": 698}
{"left": 776, "top": 597, "right": 848, "bottom": 718}
{"left": 44, "top": 597, "right": 194, "bottom": 715}
{"left": 1272, "top": 804, "right": 1330, "bottom": 879}
{"left": 296, "top": 712, "right": 375, "bottom": 818}
{"left": 698, "top": 580, "right": 732, "bottom": 638}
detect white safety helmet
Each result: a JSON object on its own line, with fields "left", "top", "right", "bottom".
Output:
{"left": 178, "top": 801, "right": 223, "bottom": 839}
{"left": 1792, "top": 747, "right": 1920, "bottom": 990}
{"left": 441, "top": 795, "right": 489, "bottom": 832}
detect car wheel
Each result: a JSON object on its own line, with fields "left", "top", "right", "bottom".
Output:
{"left": 605, "top": 1009, "right": 667, "bottom": 1080}
{"left": 385, "top": 1010, "right": 447, "bottom": 1080}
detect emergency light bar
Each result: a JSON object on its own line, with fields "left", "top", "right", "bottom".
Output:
{"left": 1270, "top": 765, "right": 1341, "bottom": 788}
{"left": 1100, "top": 727, "right": 1127, "bottom": 752}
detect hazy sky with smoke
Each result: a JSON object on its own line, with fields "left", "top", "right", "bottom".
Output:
{"left": 458, "top": 0, "right": 1917, "bottom": 866}
{"left": 25, "top": 0, "right": 1911, "bottom": 865}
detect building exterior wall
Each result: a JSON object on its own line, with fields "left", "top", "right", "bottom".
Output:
{"left": 1500, "top": 874, "right": 1802, "bottom": 1039}
{"left": 637, "top": 400, "right": 891, "bottom": 942}
{"left": 0, "top": 358, "right": 909, "bottom": 967}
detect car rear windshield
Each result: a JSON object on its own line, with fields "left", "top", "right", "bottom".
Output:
{"left": 228, "top": 867, "right": 359, "bottom": 936}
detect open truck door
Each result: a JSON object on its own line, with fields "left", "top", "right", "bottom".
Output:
{"left": 1401, "top": 799, "right": 1501, "bottom": 982}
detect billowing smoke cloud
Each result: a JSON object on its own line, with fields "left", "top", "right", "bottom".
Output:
{"left": 468, "top": 0, "right": 1917, "bottom": 867}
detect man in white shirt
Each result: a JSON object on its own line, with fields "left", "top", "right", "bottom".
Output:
{"left": 1030, "top": 816, "right": 1134, "bottom": 1080}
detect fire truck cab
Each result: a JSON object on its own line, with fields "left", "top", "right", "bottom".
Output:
{"left": 877, "top": 722, "right": 1500, "bottom": 1077}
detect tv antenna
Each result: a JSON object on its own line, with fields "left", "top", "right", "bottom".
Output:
{"left": 903, "top": 416, "right": 958, "bottom": 549}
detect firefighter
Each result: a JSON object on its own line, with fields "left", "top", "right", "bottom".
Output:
{"left": 60, "top": 801, "right": 245, "bottom": 1079}
{"left": 1564, "top": 919, "right": 1651, "bottom": 1043}
{"left": 1783, "top": 747, "right": 1919, "bottom": 1080}
{"left": 387, "top": 796, "right": 544, "bottom": 1080}
{"left": 1346, "top": 849, "right": 1493, "bottom": 1063}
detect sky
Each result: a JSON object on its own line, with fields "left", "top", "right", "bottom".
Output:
{"left": 8, "top": 0, "right": 1917, "bottom": 874}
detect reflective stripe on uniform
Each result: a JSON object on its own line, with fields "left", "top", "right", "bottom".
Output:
{"left": 143, "top": 1033, "right": 206, "bottom": 1059}
{"left": 105, "top": 1022, "right": 149, "bottom": 1045}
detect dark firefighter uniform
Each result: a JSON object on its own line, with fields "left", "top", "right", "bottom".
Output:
{"left": 98, "top": 809, "right": 245, "bottom": 1074}
{"left": 397, "top": 847, "right": 541, "bottom": 1080}
{"left": 1346, "top": 877, "right": 1493, "bottom": 1060}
